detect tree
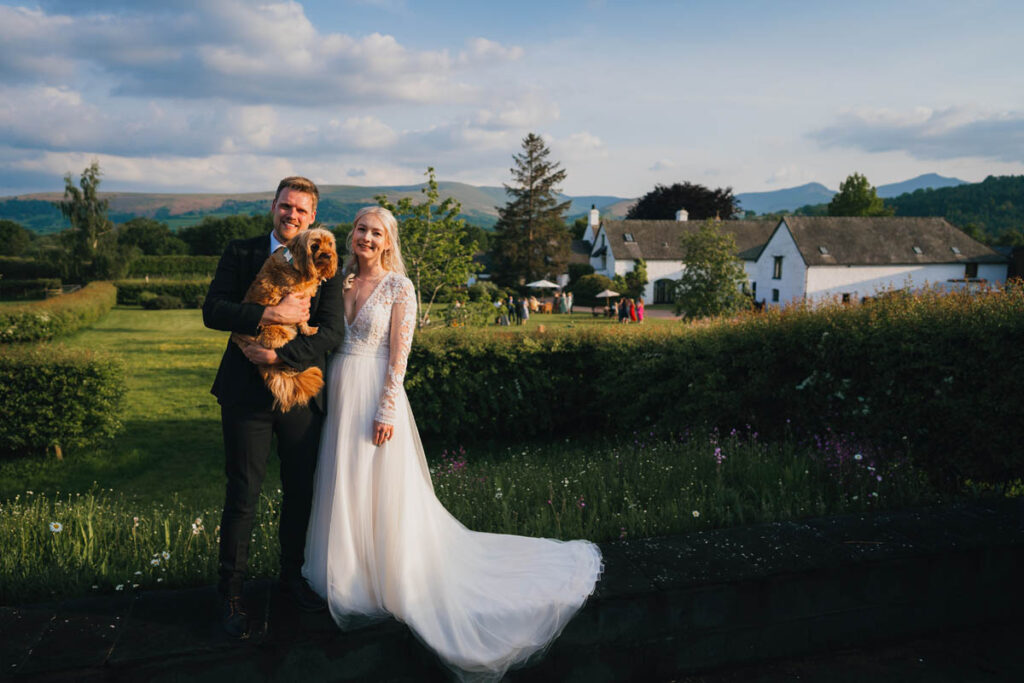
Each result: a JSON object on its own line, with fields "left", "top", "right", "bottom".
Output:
{"left": 0, "top": 219, "right": 33, "bottom": 256}
{"left": 623, "top": 258, "right": 648, "bottom": 299}
{"left": 57, "top": 161, "right": 115, "bottom": 280}
{"left": 827, "top": 173, "right": 894, "bottom": 217}
{"left": 627, "top": 182, "right": 739, "bottom": 220}
{"left": 674, "top": 220, "right": 750, "bottom": 319}
{"left": 570, "top": 273, "right": 613, "bottom": 308}
{"left": 376, "top": 167, "right": 479, "bottom": 327}
{"left": 178, "top": 214, "right": 271, "bottom": 255}
{"left": 492, "top": 133, "right": 572, "bottom": 285}
{"left": 116, "top": 217, "right": 188, "bottom": 255}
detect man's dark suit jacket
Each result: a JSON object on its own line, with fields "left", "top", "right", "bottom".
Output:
{"left": 203, "top": 233, "right": 345, "bottom": 412}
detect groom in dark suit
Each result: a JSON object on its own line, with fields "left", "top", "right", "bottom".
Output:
{"left": 203, "top": 176, "right": 343, "bottom": 638}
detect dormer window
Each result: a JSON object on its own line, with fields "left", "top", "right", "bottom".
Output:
{"left": 623, "top": 233, "right": 635, "bottom": 242}
{"left": 818, "top": 246, "right": 829, "bottom": 255}
{"left": 912, "top": 246, "right": 923, "bottom": 255}
{"left": 951, "top": 246, "right": 961, "bottom": 255}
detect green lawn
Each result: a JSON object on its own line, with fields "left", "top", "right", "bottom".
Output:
{"left": 0, "top": 307, "right": 244, "bottom": 506}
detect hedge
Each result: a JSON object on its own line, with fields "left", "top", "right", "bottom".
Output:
{"left": 0, "top": 257, "right": 60, "bottom": 280}
{"left": 407, "top": 287, "right": 1024, "bottom": 489}
{"left": 0, "top": 278, "right": 61, "bottom": 299}
{"left": 126, "top": 255, "right": 219, "bottom": 279}
{"left": 0, "top": 345, "right": 125, "bottom": 458}
{"left": 0, "top": 281, "right": 117, "bottom": 343}
{"left": 114, "top": 280, "right": 207, "bottom": 308}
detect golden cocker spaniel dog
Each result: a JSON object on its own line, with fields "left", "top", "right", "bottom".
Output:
{"left": 231, "top": 227, "right": 338, "bottom": 412}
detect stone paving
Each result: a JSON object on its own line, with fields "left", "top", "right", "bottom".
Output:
{"left": 2, "top": 498, "right": 1021, "bottom": 681}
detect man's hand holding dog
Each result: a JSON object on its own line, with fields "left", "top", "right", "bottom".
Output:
{"left": 261, "top": 293, "right": 310, "bottom": 325}
{"left": 242, "top": 343, "right": 280, "bottom": 365}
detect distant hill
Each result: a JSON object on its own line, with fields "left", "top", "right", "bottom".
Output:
{"left": 886, "top": 175, "right": 1024, "bottom": 239}
{"left": 736, "top": 183, "right": 835, "bottom": 214}
{"left": 877, "top": 173, "right": 966, "bottom": 198}
{"left": 0, "top": 182, "right": 632, "bottom": 234}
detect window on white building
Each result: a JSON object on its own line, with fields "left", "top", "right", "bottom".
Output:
{"left": 772, "top": 256, "right": 783, "bottom": 279}
{"left": 965, "top": 263, "right": 978, "bottom": 279}
{"left": 842, "top": 293, "right": 851, "bottom": 304}
{"left": 772, "top": 288, "right": 780, "bottom": 302}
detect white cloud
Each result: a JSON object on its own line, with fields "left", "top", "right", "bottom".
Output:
{"left": 813, "top": 106, "right": 1024, "bottom": 163}
{"left": 551, "top": 132, "right": 607, "bottom": 161}
{"left": 459, "top": 38, "right": 524, "bottom": 65}
{"left": 649, "top": 159, "right": 676, "bottom": 172}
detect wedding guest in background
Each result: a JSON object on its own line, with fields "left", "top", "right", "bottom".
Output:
{"left": 637, "top": 298, "right": 645, "bottom": 322}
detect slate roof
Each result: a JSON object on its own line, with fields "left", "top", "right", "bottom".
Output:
{"left": 569, "top": 239, "right": 593, "bottom": 265}
{"left": 598, "top": 219, "right": 777, "bottom": 262}
{"left": 779, "top": 217, "right": 1007, "bottom": 266}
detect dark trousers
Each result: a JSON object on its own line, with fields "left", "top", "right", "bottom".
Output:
{"left": 218, "top": 402, "right": 322, "bottom": 596}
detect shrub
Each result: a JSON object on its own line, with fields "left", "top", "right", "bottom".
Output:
{"left": 0, "top": 257, "right": 60, "bottom": 280}
{"left": 407, "top": 287, "right": 1024, "bottom": 489}
{"left": 114, "top": 280, "right": 208, "bottom": 307}
{"left": 143, "top": 294, "right": 184, "bottom": 310}
{"left": 442, "top": 301, "right": 493, "bottom": 327}
{"left": 0, "top": 345, "right": 125, "bottom": 458}
{"left": 0, "top": 278, "right": 61, "bottom": 299}
{"left": 126, "top": 255, "right": 219, "bottom": 279}
{"left": 0, "top": 281, "right": 116, "bottom": 343}
{"left": 468, "top": 281, "right": 501, "bottom": 302}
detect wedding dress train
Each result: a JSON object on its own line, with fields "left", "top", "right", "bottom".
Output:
{"left": 302, "top": 271, "right": 602, "bottom": 680}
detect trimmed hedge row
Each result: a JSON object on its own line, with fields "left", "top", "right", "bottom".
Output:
{"left": 0, "top": 278, "right": 61, "bottom": 299}
{"left": 0, "top": 257, "right": 60, "bottom": 280}
{"left": 407, "top": 287, "right": 1024, "bottom": 488}
{"left": 0, "top": 282, "right": 117, "bottom": 343}
{"left": 0, "top": 345, "right": 125, "bottom": 458}
{"left": 126, "top": 255, "right": 219, "bottom": 279}
{"left": 113, "top": 280, "right": 207, "bottom": 307}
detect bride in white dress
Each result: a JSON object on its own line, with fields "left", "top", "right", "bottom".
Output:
{"left": 302, "top": 206, "right": 603, "bottom": 681}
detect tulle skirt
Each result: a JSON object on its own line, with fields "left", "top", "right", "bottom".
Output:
{"left": 303, "top": 351, "right": 603, "bottom": 681}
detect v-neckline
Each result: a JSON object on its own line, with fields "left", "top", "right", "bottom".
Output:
{"left": 345, "top": 271, "right": 390, "bottom": 327}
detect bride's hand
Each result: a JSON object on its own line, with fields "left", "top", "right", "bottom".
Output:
{"left": 372, "top": 420, "right": 394, "bottom": 446}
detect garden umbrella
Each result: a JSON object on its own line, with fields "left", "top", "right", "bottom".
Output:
{"left": 525, "top": 279, "right": 560, "bottom": 289}
{"left": 595, "top": 289, "right": 620, "bottom": 298}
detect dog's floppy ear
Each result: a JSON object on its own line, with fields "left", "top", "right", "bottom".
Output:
{"left": 288, "top": 230, "right": 318, "bottom": 281}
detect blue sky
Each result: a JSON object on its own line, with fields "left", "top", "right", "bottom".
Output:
{"left": 1, "top": 0, "right": 1022, "bottom": 198}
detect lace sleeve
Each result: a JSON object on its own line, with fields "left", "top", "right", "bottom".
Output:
{"left": 375, "top": 276, "right": 417, "bottom": 425}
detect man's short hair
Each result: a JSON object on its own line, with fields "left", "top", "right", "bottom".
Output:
{"left": 275, "top": 176, "right": 319, "bottom": 212}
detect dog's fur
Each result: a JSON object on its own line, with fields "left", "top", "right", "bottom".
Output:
{"left": 231, "top": 228, "right": 338, "bottom": 412}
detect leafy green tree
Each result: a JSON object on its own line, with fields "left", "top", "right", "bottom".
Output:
{"left": 570, "top": 216, "right": 589, "bottom": 240}
{"left": 827, "top": 173, "right": 894, "bottom": 217}
{"left": 116, "top": 217, "right": 188, "bottom": 255}
{"left": 0, "top": 219, "right": 33, "bottom": 256}
{"left": 567, "top": 262, "right": 595, "bottom": 287}
{"left": 376, "top": 167, "right": 479, "bottom": 327}
{"left": 178, "top": 214, "right": 271, "bottom": 255}
{"left": 57, "top": 161, "right": 115, "bottom": 280}
{"left": 570, "top": 272, "right": 613, "bottom": 308}
{"left": 492, "top": 133, "right": 571, "bottom": 285}
{"left": 627, "top": 182, "right": 738, "bottom": 220}
{"left": 675, "top": 220, "right": 751, "bottom": 319}
{"left": 623, "top": 258, "right": 648, "bottom": 299}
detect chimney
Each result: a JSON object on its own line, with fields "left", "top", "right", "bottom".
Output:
{"left": 589, "top": 204, "right": 600, "bottom": 241}
{"left": 675, "top": 209, "right": 688, "bottom": 222}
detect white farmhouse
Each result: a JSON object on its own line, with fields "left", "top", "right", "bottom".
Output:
{"left": 755, "top": 216, "right": 1009, "bottom": 307}
{"left": 585, "top": 213, "right": 1009, "bottom": 306}
{"left": 588, "top": 216, "right": 775, "bottom": 303}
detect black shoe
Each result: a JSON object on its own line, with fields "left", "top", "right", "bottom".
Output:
{"left": 221, "top": 595, "right": 249, "bottom": 640}
{"left": 280, "top": 577, "right": 327, "bottom": 612}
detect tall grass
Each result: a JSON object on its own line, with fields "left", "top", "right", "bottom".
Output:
{"left": 1, "top": 428, "right": 940, "bottom": 604}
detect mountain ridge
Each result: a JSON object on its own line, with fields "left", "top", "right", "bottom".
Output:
{"left": 0, "top": 174, "right": 977, "bottom": 234}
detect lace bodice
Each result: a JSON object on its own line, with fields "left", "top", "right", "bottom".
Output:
{"left": 340, "top": 271, "right": 416, "bottom": 425}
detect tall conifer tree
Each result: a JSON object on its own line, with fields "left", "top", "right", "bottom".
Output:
{"left": 492, "top": 133, "right": 571, "bottom": 285}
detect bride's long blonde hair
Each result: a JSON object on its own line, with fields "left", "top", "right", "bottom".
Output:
{"left": 343, "top": 206, "right": 407, "bottom": 290}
